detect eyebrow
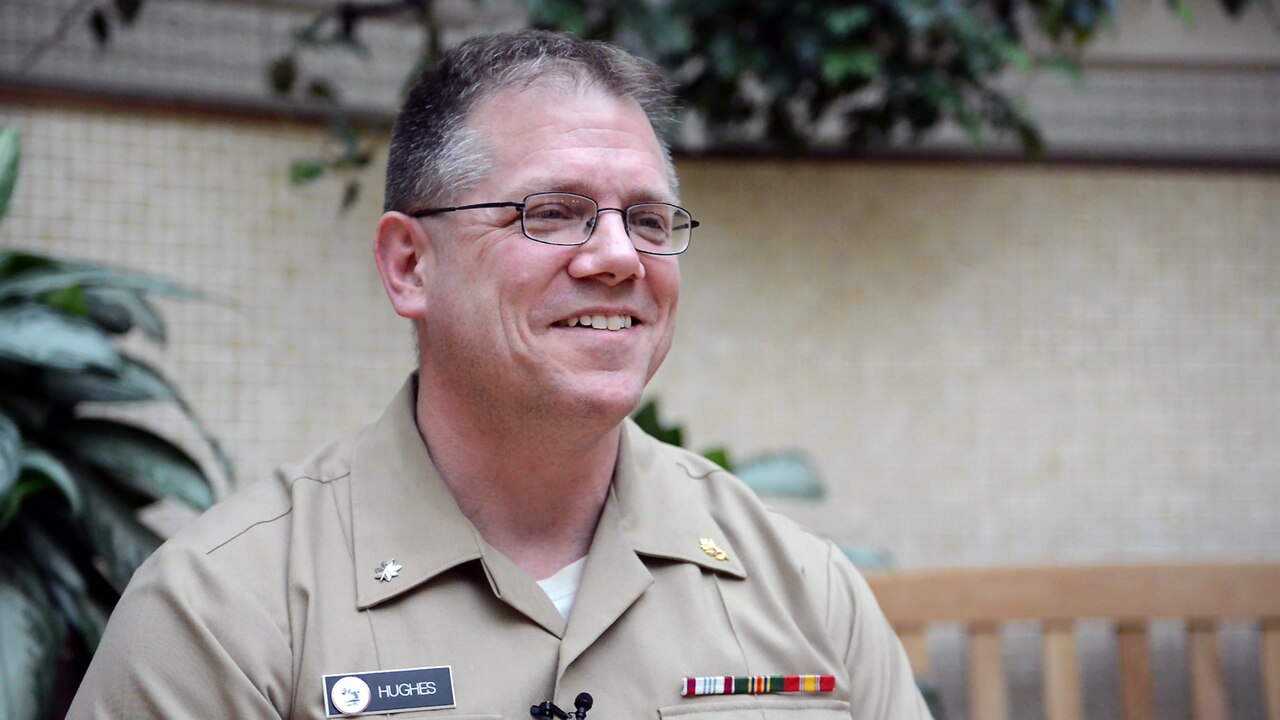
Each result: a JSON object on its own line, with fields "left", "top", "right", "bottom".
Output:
{"left": 518, "top": 180, "right": 679, "bottom": 206}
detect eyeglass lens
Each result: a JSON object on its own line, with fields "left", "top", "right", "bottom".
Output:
{"left": 522, "top": 193, "right": 691, "bottom": 254}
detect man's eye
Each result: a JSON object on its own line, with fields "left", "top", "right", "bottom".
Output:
{"left": 631, "top": 211, "right": 669, "bottom": 231}
{"left": 527, "top": 204, "right": 576, "bottom": 221}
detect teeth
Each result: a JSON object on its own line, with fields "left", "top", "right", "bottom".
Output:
{"left": 561, "top": 314, "right": 634, "bottom": 331}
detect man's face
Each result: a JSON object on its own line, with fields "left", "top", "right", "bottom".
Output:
{"left": 417, "top": 85, "right": 681, "bottom": 424}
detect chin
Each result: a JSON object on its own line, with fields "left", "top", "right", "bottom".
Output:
{"left": 556, "top": 374, "right": 647, "bottom": 424}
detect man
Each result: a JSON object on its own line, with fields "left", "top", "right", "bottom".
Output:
{"left": 70, "top": 31, "right": 930, "bottom": 719}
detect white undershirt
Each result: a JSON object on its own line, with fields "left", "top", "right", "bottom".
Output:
{"left": 536, "top": 557, "right": 587, "bottom": 620}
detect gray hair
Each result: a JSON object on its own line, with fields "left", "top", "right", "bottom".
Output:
{"left": 384, "top": 30, "right": 678, "bottom": 213}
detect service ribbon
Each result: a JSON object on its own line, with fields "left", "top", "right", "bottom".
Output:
{"left": 681, "top": 674, "right": 836, "bottom": 697}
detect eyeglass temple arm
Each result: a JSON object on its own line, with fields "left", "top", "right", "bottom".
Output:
{"left": 410, "top": 201, "right": 524, "bottom": 218}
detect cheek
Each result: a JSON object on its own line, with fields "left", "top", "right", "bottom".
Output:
{"left": 647, "top": 259, "right": 682, "bottom": 310}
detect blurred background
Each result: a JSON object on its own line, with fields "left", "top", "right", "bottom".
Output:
{"left": 1, "top": 1, "right": 1278, "bottom": 717}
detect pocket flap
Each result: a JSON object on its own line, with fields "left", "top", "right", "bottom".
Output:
{"left": 659, "top": 698, "right": 850, "bottom": 718}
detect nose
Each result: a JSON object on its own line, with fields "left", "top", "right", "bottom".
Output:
{"left": 568, "top": 209, "right": 645, "bottom": 285}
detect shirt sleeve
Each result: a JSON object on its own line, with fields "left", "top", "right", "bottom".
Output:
{"left": 819, "top": 541, "right": 934, "bottom": 720}
{"left": 66, "top": 536, "right": 293, "bottom": 719}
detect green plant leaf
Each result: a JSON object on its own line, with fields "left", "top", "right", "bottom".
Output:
{"left": 329, "top": 118, "right": 360, "bottom": 156}
{"left": 332, "top": 150, "right": 372, "bottom": 171}
{"left": 736, "top": 452, "right": 825, "bottom": 499}
{"left": 0, "top": 440, "right": 84, "bottom": 532}
{"left": 12, "top": 517, "right": 86, "bottom": 596}
{"left": 291, "top": 15, "right": 370, "bottom": 55}
{"left": 42, "top": 357, "right": 235, "bottom": 487}
{"left": 42, "top": 286, "right": 96, "bottom": 322}
{"left": 0, "top": 128, "right": 19, "bottom": 222}
{"left": 0, "top": 392, "right": 50, "bottom": 433}
{"left": 998, "top": 43, "right": 1033, "bottom": 72}
{"left": 113, "top": 0, "right": 143, "bottom": 24}
{"left": 14, "top": 518, "right": 108, "bottom": 652}
{"left": 1039, "top": 54, "right": 1084, "bottom": 84}
{"left": 0, "top": 558, "right": 65, "bottom": 720}
{"left": 81, "top": 286, "right": 165, "bottom": 338}
{"left": 0, "top": 475, "right": 49, "bottom": 532}
{"left": 0, "top": 266, "right": 204, "bottom": 303}
{"left": 631, "top": 399, "right": 683, "bottom": 447}
{"left": 47, "top": 579, "right": 109, "bottom": 653}
{"left": 938, "top": 85, "right": 984, "bottom": 147}
{"left": 19, "top": 446, "right": 81, "bottom": 517}
{"left": 42, "top": 356, "right": 175, "bottom": 405}
{"left": 700, "top": 447, "right": 733, "bottom": 472}
{"left": 63, "top": 418, "right": 214, "bottom": 510}
{"left": 73, "top": 469, "right": 163, "bottom": 591}
{"left": 307, "top": 78, "right": 338, "bottom": 103}
{"left": 1, "top": 257, "right": 167, "bottom": 338}
{"left": 290, "top": 159, "right": 326, "bottom": 185}
{"left": 41, "top": 284, "right": 90, "bottom": 318}
{"left": 825, "top": 7, "right": 874, "bottom": 35}
{"left": 821, "top": 48, "right": 881, "bottom": 85}
{"left": 341, "top": 179, "right": 360, "bottom": 211}
{"left": 0, "top": 409, "right": 19, "bottom": 503}
{"left": 0, "top": 252, "right": 57, "bottom": 280}
{"left": 1166, "top": 0, "right": 1194, "bottom": 24}
{"left": 528, "top": 0, "right": 589, "bottom": 37}
{"left": 268, "top": 54, "right": 298, "bottom": 94}
{"left": 0, "top": 305, "right": 121, "bottom": 373}
{"left": 88, "top": 8, "right": 110, "bottom": 45}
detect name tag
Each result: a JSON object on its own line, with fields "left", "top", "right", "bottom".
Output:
{"left": 323, "top": 665, "right": 456, "bottom": 717}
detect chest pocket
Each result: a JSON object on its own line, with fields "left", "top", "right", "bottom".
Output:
{"left": 658, "top": 698, "right": 850, "bottom": 718}
{"left": 381, "top": 715, "right": 500, "bottom": 719}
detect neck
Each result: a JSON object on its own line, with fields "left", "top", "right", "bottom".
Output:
{"left": 414, "top": 375, "right": 624, "bottom": 580}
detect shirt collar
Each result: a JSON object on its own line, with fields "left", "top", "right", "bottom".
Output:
{"left": 612, "top": 419, "right": 747, "bottom": 579}
{"left": 349, "top": 376, "right": 745, "bottom": 610}
{"left": 350, "top": 376, "right": 483, "bottom": 609}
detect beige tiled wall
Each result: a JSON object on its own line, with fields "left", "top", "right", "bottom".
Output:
{"left": 3, "top": 103, "right": 1278, "bottom": 569}
{"left": 1, "top": 105, "right": 414, "bottom": 502}
{"left": 663, "top": 160, "right": 1280, "bottom": 569}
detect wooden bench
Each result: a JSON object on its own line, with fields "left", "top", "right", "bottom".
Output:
{"left": 865, "top": 564, "right": 1280, "bottom": 720}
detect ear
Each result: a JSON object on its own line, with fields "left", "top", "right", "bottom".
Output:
{"left": 374, "top": 211, "right": 435, "bottom": 321}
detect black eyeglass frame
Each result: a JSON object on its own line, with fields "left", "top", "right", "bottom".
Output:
{"left": 409, "top": 192, "right": 698, "bottom": 256}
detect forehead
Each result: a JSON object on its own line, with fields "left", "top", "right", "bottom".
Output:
{"left": 466, "top": 85, "right": 676, "bottom": 204}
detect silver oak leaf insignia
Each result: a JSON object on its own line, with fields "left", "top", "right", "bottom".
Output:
{"left": 374, "top": 559, "right": 402, "bottom": 582}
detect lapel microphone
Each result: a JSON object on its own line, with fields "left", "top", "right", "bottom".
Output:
{"left": 530, "top": 692, "right": 593, "bottom": 719}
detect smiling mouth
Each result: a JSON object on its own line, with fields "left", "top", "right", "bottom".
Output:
{"left": 557, "top": 314, "right": 635, "bottom": 331}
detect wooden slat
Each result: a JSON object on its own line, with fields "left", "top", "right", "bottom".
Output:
{"left": 860, "top": 564, "right": 1280, "bottom": 720}
{"left": 1262, "top": 619, "right": 1280, "bottom": 720}
{"left": 1116, "top": 622, "right": 1154, "bottom": 720}
{"left": 865, "top": 564, "right": 1280, "bottom": 625}
{"left": 1043, "top": 622, "right": 1084, "bottom": 720}
{"left": 1188, "top": 620, "right": 1229, "bottom": 720}
{"left": 897, "top": 625, "right": 930, "bottom": 678}
{"left": 968, "top": 624, "right": 1009, "bottom": 720}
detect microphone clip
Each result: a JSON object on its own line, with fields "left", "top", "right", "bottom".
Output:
{"left": 530, "top": 692, "right": 593, "bottom": 719}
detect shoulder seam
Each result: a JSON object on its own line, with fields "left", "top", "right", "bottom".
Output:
{"left": 205, "top": 507, "right": 293, "bottom": 555}
{"left": 204, "top": 472, "right": 350, "bottom": 555}
{"left": 287, "top": 471, "right": 349, "bottom": 489}
{"left": 675, "top": 459, "right": 729, "bottom": 481}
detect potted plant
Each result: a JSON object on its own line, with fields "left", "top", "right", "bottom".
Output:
{"left": 0, "top": 127, "right": 231, "bottom": 719}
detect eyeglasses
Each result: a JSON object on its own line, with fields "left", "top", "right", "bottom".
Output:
{"left": 410, "top": 192, "right": 697, "bottom": 256}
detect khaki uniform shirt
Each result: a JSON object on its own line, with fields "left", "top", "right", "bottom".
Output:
{"left": 69, "top": 377, "right": 931, "bottom": 719}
